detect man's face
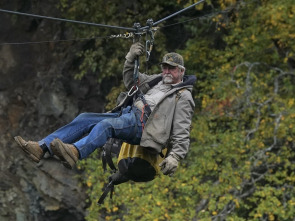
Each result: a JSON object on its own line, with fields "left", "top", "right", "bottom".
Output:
{"left": 161, "top": 64, "right": 184, "bottom": 84}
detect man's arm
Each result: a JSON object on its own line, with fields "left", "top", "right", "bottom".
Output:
{"left": 123, "top": 42, "right": 144, "bottom": 89}
{"left": 159, "top": 90, "right": 195, "bottom": 176}
{"left": 169, "top": 90, "right": 195, "bottom": 158}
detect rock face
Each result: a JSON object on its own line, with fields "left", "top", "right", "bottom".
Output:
{"left": 0, "top": 1, "right": 108, "bottom": 220}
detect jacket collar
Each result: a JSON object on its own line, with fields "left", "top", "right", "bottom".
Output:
{"left": 172, "top": 75, "right": 196, "bottom": 88}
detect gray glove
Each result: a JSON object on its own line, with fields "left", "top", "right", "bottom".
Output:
{"left": 125, "top": 42, "right": 144, "bottom": 62}
{"left": 159, "top": 152, "right": 180, "bottom": 176}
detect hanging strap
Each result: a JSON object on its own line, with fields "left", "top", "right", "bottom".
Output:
{"left": 137, "top": 91, "right": 152, "bottom": 130}
{"left": 97, "top": 180, "right": 114, "bottom": 205}
{"left": 145, "top": 19, "right": 153, "bottom": 72}
{"left": 138, "top": 91, "right": 152, "bottom": 116}
{"left": 102, "top": 138, "right": 123, "bottom": 172}
{"left": 102, "top": 140, "right": 116, "bottom": 172}
{"left": 97, "top": 172, "right": 129, "bottom": 205}
{"left": 175, "top": 88, "right": 188, "bottom": 102}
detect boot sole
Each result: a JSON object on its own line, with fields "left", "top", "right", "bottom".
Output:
{"left": 14, "top": 136, "right": 41, "bottom": 163}
{"left": 51, "top": 139, "right": 76, "bottom": 169}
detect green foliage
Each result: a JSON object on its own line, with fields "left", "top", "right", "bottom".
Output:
{"left": 180, "top": 0, "right": 295, "bottom": 219}
{"left": 68, "top": 0, "right": 295, "bottom": 220}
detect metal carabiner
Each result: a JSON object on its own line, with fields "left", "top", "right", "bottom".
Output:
{"left": 127, "top": 85, "right": 138, "bottom": 97}
{"left": 146, "top": 40, "right": 151, "bottom": 62}
{"left": 145, "top": 19, "right": 154, "bottom": 62}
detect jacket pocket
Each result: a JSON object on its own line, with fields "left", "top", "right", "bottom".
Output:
{"left": 146, "top": 112, "right": 169, "bottom": 144}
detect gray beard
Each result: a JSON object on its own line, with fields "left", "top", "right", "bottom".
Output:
{"left": 162, "top": 75, "right": 173, "bottom": 84}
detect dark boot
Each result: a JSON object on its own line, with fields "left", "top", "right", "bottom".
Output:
{"left": 14, "top": 136, "right": 45, "bottom": 163}
{"left": 50, "top": 138, "right": 79, "bottom": 169}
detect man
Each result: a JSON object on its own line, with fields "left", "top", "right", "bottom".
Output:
{"left": 14, "top": 42, "right": 196, "bottom": 175}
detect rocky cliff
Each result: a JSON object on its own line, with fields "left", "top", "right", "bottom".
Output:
{"left": 0, "top": 1, "right": 109, "bottom": 220}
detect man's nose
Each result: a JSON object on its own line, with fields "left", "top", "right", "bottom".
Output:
{"left": 162, "top": 68, "right": 169, "bottom": 74}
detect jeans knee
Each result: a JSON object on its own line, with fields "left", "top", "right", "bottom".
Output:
{"left": 73, "top": 113, "right": 89, "bottom": 122}
{"left": 100, "top": 119, "right": 113, "bottom": 128}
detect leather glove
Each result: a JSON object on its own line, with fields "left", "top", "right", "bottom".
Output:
{"left": 125, "top": 42, "right": 144, "bottom": 62}
{"left": 159, "top": 152, "right": 180, "bottom": 176}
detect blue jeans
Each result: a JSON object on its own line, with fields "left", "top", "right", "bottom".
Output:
{"left": 39, "top": 106, "right": 143, "bottom": 159}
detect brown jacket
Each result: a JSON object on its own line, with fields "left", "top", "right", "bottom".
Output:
{"left": 116, "top": 60, "right": 196, "bottom": 159}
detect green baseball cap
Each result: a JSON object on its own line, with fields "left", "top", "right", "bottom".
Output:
{"left": 160, "top": 52, "right": 185, "bottom": 69}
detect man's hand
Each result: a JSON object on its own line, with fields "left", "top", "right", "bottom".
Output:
{"left": 159, "top": 152, "right": 180, "bottom": 176}
{"left": 126, "top": 42, "right": 144, "bottom": 62}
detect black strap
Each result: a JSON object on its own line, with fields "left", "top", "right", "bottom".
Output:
{"left": 102, "top": 150, "right": 107, "bottom": 173}
{"left": 138, "top": 91, "right": 152, "bottom": 116}
{"left": 102, "top": 138, "right": 123, "bottom": 172}
{"left": 147, "top": 76, "right": 162, "bottom": 88}
{"left": 97, "top": 181, "right": 114, "bottom": 205}
{"left": 40, "top": 143, "right": 49, "bottom": 153}
{"left": 97, "top": 172, "right": 129, "bottom": 204}
{"left": 105, "top": 139, "right": 117, "bottom": 172}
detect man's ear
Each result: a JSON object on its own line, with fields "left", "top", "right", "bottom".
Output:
{"left": 181, "top": 68, "right": 185, "bottom": 75}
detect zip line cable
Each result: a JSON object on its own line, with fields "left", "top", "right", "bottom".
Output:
{"left": 0, "top": 14, "right": 215, "bottom": 46}
{"left": 149, "top": 0, "right": 204, "bottom": 27}
{"left": 0, "top": 0, "right": 206, "bottom": 46}
{"left": 0, "top": 0, "right": 205, "bottom": 32}
{"left": 138, "top": 0, "right": 205, "bottom": 31}
{"left": 0, "top": 8, "right": 136, "bottom": 32}
{"left": 0, "top": 13, "right": 208, "bottom": 46}
{"left": 161, "top": 7, "right": 232, "bottom": 29}
{"left": 0, "top": 32, "right": 136, "bottom": 46}
{"left": 0, "top": 13, "right": 231, "bottom": 46}
{"left": 0, "top": 36, "right": 108, "bottom": 46}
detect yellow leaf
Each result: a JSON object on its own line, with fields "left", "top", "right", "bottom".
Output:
{"left": 284, "top": 57, "right": 288, "bottom": 63}
{"left": 86, "top": 181, "right": 92, "bottom": 187}
{"left": 233, "top": 199, "right": 240, "bottom": 208}
{"left": 269, "top": 214, "right": 275, "bottom": 221}
{"left": 195, "top": 3, "right": 204, "bottom": 10}
{"left": 288, "top": 98, "right": 294, "bottom": 107}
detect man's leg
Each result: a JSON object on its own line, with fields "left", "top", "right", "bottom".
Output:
{"left": 41, "top": 112, "right": 120, "bottom": 154}
{"left": 75, "top": 110, "right": 141, "bottom": 159}
{"left": 51, "top": 107, "right": 143, "bottom": 168}
{"left": 14, "top": 111, "right": 120, "bottom": 162}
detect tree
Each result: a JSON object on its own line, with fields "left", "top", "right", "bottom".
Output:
{"left": 181, "top": 0, "right": 295, "bottom": 219}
